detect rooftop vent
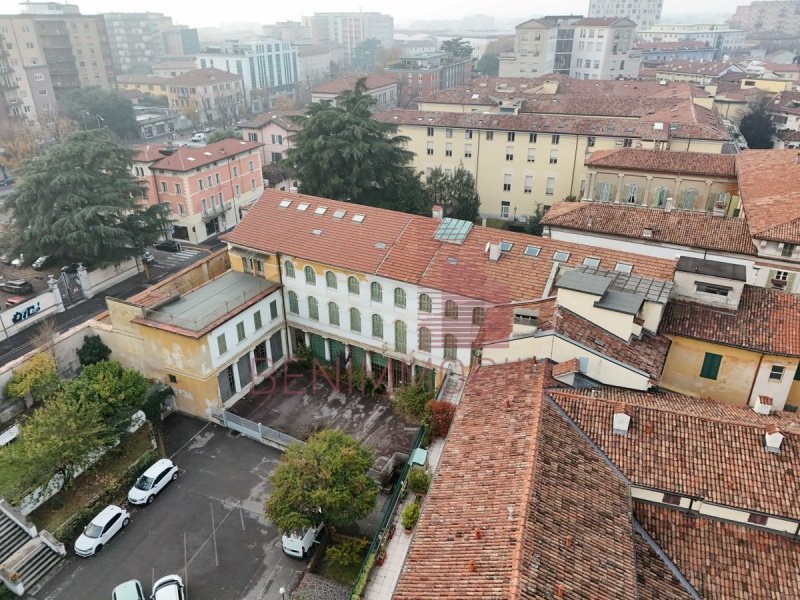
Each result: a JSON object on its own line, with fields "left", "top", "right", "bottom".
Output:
{"left": 203, "top": 151, "right": 212, "bottom": 156}
{"left": 278, "top": 199, "right": 292, "bottom": 208}
{"left": 612, "top": 403, "right": 631, "bottom": 436}
{"left": 311, "top": 229, "right": 322, "bottom": 235}
{"left": 765, "top": 424, "right": 784, "bottom": 453}
{"left": 186, "top": 156, "right": 196, "bottom": 161}
{"left": 643, "top": 227, "right": 654, "bottom": 238}
{"left": 432, "top": 205, "right": 444, "bottom": 220}
{"left": 754, "top": 396, "right": 773, "bottom": 415}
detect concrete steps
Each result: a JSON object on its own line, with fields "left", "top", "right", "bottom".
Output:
{"left": 14, "top": 540, "right": 63, "bottom": 591}
{"left": 0, "top": 513, "right": 30, "bottom": 565}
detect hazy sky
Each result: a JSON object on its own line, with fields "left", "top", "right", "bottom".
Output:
{"left": 0, "top": 0, "right": 739, "bottom": 28}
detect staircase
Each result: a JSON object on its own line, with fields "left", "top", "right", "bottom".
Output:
{"left": 7, "top": 537, "right": 63, "bottom": 592}
{"left": 0, "top": 511, "right": 32, "bottom": 565}
{"left": 438, "top": 374, "right": 464, "bottom": 405}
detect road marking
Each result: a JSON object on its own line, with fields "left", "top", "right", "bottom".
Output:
{"left": 210, "top": 502, "right": 220, "bottom": 567}
{"left": 169, "top": 422, "right": 211, "bottom": 459}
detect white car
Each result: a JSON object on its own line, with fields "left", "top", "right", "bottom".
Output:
{"left": 74, "top": 505, "right": 130, "bottom": 557}
{"left": 128, "top": 458, "right": 179, "bottom": 505}
{"left": 151, "top": 574, "right": 185, "bottom": 600}
{"left": 190, "top": 132, "right": 207, "bottom": 143}
{"left": 282, "top": 523, "right": 323, "bottom": 558}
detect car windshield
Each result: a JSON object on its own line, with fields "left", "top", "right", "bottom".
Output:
{"left": 135, "top": 475, "right": 154, "bottom": 490}
{"left": 84, "top": 522, "right": 103, "bottom": 538}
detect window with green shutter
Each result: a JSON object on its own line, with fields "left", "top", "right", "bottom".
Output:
{"left": 395, "top": 320, "right": 407, "bottom": 353}
{"left": 372, "top": 314, "right": 383, "bottom": 338}
{"left": 287, "top": 291, "right": 299, "bottom": 314}
{"left": 284, "top": 260, "right": 295, "bottom": 278}
{"left": 371, "top": 282, "right": 382, "bottom": 302}
{"left": 348, "top": 276, "right": 360, "bottom": 295}
{"left": 217, "top": 333, "right": 227, "bottom": 355}
{"left": 328, "top": 302, "right": 340, "bottom": 326}
{"left": 236, "top": 321, "right": 245, "bottom": 342}
{"left": 308, "top": 297, "right": 319, "bottom": 320}
{"left": 394, "top": 287, "right": 406, "bottom": 308}
{"left": 304, "top": 266, "right": 316, "bottom": 284}
{"left": 700, "top": 352, "right": 722, "bottom": 380}
{"left": 253, "top": 310, "right": 263, "bottom": 330}
{"left": 270, "top": 300, "right": 278, "bottom": 320}
{"left": 419, "top": 293, "right": 432, "bottom": 313}
{"left": 350, "top": 307, "right": 361, "bottom": 332}
{"left": 326, "top": 271, "right": 337, "bottom": 288}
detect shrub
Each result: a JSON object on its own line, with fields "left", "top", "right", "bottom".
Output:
{"left": 3, "top": 353, "right": 59, "bottom": 402}
{"left": 325, "top": 536, "right": 369, "bottom": 573}
{"left": 429, "top": 400, "right": 457, "bottom": 437}
{"left": 393, "top": 383, "right": 434, "bottom": 422}
{"left": 401, "top": 502, "right": 420, "bottom": 530}
{"left": 77, "top": 335, "right": 112, "bottom": 366}
{"left": 406, "top": 467, "right": 431, "bottom": 495}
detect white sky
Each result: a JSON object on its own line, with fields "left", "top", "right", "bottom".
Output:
{"left": 0, "top": 0, "right": 740, "bottom": 29}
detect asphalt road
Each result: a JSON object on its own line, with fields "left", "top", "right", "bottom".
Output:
{"left": 32, "top": 414, "right": 303, "bottom": 600}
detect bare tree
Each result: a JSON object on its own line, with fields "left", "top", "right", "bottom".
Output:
{"left": 31, "top": 317, "right": 60, "bottom": 358}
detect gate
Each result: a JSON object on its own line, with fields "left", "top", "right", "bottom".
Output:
{"left": 57, "top": 271, "right": 84, "bottom": 306}
{"left": 310, "top": 333, "right": 326, "bottom": 362}
{"left": 329, "top": 339, "right": 345, "bottom": 367}
{"left": 218, "top": 409, "right": 304, "bottom": 451}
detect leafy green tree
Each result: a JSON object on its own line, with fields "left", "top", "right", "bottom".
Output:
{"left": 77, "top": 335, "right": 112, "bottom": 366}
{"left": 3, "top": 353, "right": 60, "bottom": 403}
{"left": 265, "top": 430, "right": 378, "bottom": 532}
{"left": 440, "top": 38, "right": 473, "bottom": 59}
{"left": 61, "top": 87, "right": 138, "bottom": 140}
{"left": 286, "top": 78, "right": 423, "bottom": 210}
{"left": 354, "top": 38, "right": 381, "bottom": 69}
{"left": 526, "top": 204, "right": 546, "bottom": 236}
{"left": 63, "top": 361, "right": 149, "bottom": 437}
{"left": 138, "top": 93, "right": 169, "bottom": 108}
{"left": 425, "top": 166, "right": 481, "bottom": 221}
{"left": 739, "top": 96, "right": 777, "bottom": 149}
{"left": 5, "top": 129, "right": 170, "bottom": 266}
{"left": 476, "top": 52, "right": 499, "bottom": 76}
{"left": 206, "top": 128, "right": 239, "bottom": 144}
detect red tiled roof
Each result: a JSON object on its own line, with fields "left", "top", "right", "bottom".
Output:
{"left": 118, "top": 67, "right": 241, "bottom": 86}
{"left": 635, "top": 40, "right": 709, "bottom": 51}
{"left": 541, "top": 202, "right": 756, "bottom": 255}
{"left": 131, "top": 143, "right": 170, "bottom": 163}
{"left": 224, "top": 190, "right": 676, "bottom": 304}
{"left": 655, "top": 61, "right": 740, "bottom": 77}
{"left": 312, "top": 74, "right": 396, "bottom": 94}
{"left": 636, "top": 502, "right": 800, "bottom": 599}
{"left": 736, "top": 149, "right": 800, "bottom": 243}
{"left": 149, "top": 139, "right": 262, "bottom": 172}
{"left": 632, "top": 532, "right": 692, "bottom": 600}
{"left": 550, "top": 387, "right": 800, "bottom": 519}
{"left": 552, "top": 357, "right": 580, "bottom": 376}
{"left": 660, "top": 285, "right": 800, "bottom": 356}
{"left": 238, "top": 110, "right": 304, "bottom": 131}
{"left": 585, "top": 148, "right": 737, "bottom": 177}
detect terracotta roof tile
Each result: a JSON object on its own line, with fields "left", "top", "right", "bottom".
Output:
{"left": 131, "top": 143, "right": 170, "bottom": 163}
{"left": 660, "top": 286, "right": 800, "bottom": 356}
{"left": 149, "top": 139, "right": 262, "bottom": 172}
{"left": 312, "top": 74, "right": 396, "bottom": 94}
{"left": 238, "top": 110, "right": 304, "bottom": 131}
{"left": 552, "top": 357, "right": 581, "bottom": 376}
{"left": 118, "top": 67, "right": 241, "bottom": 86}
{"left": 635, "top": 502, "right": 800, "bottom": 599}
{"left": 736, "top": 149, "right": 800, "bottom": 243}
{"left": 655, "top": 61, "right": 740, "bottom": 77}
{"left": 542, "top": 201, "right": 755, "bottom": 255}
{"left": 632, "top": 531, "right": 693, "bottom": 600}
{"left": 549, "top": 388, "right": 800, "bottom": 519}
{"left": 585, "top": 148, "right": 737, "bottom": 177}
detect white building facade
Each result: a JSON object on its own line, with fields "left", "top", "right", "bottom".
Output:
{"left": 570, "top": 18, "right": 641, "bottom": 80}
{"left": 587, "top": 0, "right": 663, "bottom": 31}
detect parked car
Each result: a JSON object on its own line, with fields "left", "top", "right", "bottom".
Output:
{"left": 61, "top": 262, "right": 81, "bottom": 274}
{"left": 0, "top": 279, "right": 32, "bottom": 294}
{"left": 4, "top": 295, "right": 27, "bottom": 308}
{"left": 127, "top": 458, "right": 179, "bottom": 505}
{"left": 112, "top": 580, "right": 146, "bottom": 600}
{"left": 151, "top": 574, "right": 185, "bottom": 600}
{"left": 190, "top": 132, "right": 207, "bottom": 143}
{"left": 282, "top": 523, "right": 323, "bottom": 558}
{"left": 74, "top": 505, "right": 130, "bottom": 557}
{"left": 32, "top": 255, "right": 55, "bottom": 270}
{"left": 154, "top": 240, "right": 182, "bottom": 252}
{"left": 10, "top": 254, "right": 24, "bottom": 268}
{"left": 142, "top": 251, "right": 155, "bottom": 264}
{"left": 0, "top": 177, "right": 14, "bottom": 186}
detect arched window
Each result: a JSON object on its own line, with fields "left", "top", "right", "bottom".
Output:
{"left": 328, "top": 302, "right": 339, "bottom": 326}
{"left": 418, "top": 327, "right": 432, "bottom": 352}
{"left": 444, "top": 300, "right": 459, "bottom": 320}
{"left": 304, "top": 266, "right": 316, "bottom": 284}
{"left": 371, "top": 281, "right": 383, "bottom": 302}
{"left": 348, "top": 276, "right": 360, "bottom": 295}
{"left": 394, "top": 287, "right": 406, "bottom": 308}
{"left": 287, "top": 291, "right": 299, "bottom": 314}
{"left": 325, "top": 271, "right": 337, "bottom": 289}
{"left": 443, "top": 334, "right": 457, "bottom": 359}
{"left": 419, "top": 293, "right": 432, "bottom": 313}
{"left": 395, "top": 320, "right": 407, "bottom": 353}
{"left": 372, "top": 314, "right": 383, "bottom": 338}
{"left": 308, "top": 296, "right": 319, "bottom": 320}
{"left": 284, "top": 260, "right": 295, "bottom": 278}
{"left": 472, "top": 307, "right": 485, "bottom": 326}
{"left": 350, "top": 307, "right": 361, "bottom": 332}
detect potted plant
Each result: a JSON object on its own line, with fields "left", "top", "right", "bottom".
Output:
{"left": 376, "top": 548, "right": 386, "bottom": 566}
{"left": 402, "top": 502, "right": 420, "bottom": 533}
{"left": 406, "top": 467, "right": 431, "bottom": 496}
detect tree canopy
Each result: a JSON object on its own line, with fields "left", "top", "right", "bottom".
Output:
{"left": 354, "top": 38, "right": 381, "bottom": 70}
{"left": 5, "top": 129, "right": 170, "bottom": 266}
{"left": 206, "top": 128, "right": 239, "bottom": 144}
{"left": 425, "top": 166, "right": 481, "bottom": 221}
{"left": 476, "top": 52, "right": 499, "bottom": 76}
{"left": 61, "top": 86, "right": 139, "bottom": 140}
{"left": 441, "top": 38, "right": 473, "bottom": 59}
{"left": 265, "top": 430, "right": 378, "bottom": 532}
{"left": 739, "top": 96, "right": 777, "bottom": 149}
{"left": 285, "top": 78, "right": 426, "bottom": 210}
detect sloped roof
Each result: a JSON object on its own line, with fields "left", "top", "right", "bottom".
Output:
{"left": 655, "top": 61, "right": 741, "bottom": 77}
{"left": 541, "top": 202, "right": 756, "bottom": 255}
{"left": 585, "top": 148, "right": 737, "bottom": 177}
{"left": 660, "top": 285, "right": 800, "bottom": 357}
{"left": 148, "top": 139, "right": 262, "bottom": 172}
{"left": 736, "top": 149, "right": 800, "bottom": 243}
{"left": 238, "top": 110, "right": 304, "bottom": 131}
{"left": 311, "top": 74, "right": 396, "bottom": 94}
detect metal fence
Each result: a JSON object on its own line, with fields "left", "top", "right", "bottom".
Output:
{"left": 218, "top": 409, "right": 303, "bottom": 451}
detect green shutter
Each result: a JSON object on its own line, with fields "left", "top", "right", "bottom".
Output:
{"left": 700, "top": 352, "right": 722, "bottom": 380}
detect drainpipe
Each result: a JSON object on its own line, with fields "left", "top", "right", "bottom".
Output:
{"left": 275, "top": 251, "right": 293, "bottom": 358}
{"left": 569, "top": 134, "right": 579, "bottom": 197}
{"left": 746, "top": 354, "right": 765, "bottom": 407}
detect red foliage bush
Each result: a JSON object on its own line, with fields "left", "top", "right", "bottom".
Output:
{"left": 429, "top": 400, "right": 457, "bottom": 438}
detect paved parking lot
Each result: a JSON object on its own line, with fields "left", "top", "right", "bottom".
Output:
{"left": 31, "top": 414, "right": 305, "bottom": 600}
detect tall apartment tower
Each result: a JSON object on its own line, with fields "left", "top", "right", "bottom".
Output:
{"left": 102, "top": 12, "right": 173, "bottom": 74}
{"left": 587, "top": 0, "right": 663, "bottom": 30}
{"left": 305, "top": 12, "right": 394, "bottom": 64}
{"left": 498, "top": 19, "right": 558, "bottom": 77}
{"left": 570, "top": 18, "right": 641, "bottom": 80}
{"left": 730, "top": 1, "right": 800, "bottom": 35}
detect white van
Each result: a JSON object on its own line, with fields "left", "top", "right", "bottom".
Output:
{"left": 281, "top": 523, "right": 323, "bottom": 558}
{"left": 190, "top": 132, "right": 207, "bottom": 143}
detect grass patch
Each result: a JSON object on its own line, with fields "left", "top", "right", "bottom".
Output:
{"left": 30, "top": 425, "right": 154, "bottom": 534}
{"left": 318, "top": 537, "right": 369, "bottom": 586}
{"left": 481, "top": 218, "right": 508, "bottom": 230}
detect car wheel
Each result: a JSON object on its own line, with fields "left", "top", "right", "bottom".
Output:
{"left": 122, "top": 517, "right": 130, "bottom": 527}
{"left": 95, "top": 544, "right": 103, "bottom": 553}
{"left": 171, "top": 471, "right": 179, "bottom": 481}
{"left": 147, "top": 495, "right": 155, "bottom": 504}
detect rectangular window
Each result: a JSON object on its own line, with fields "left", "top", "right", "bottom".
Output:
{"left": 446, "top": 143, "right": 453, "bottom": 157}
{"left": 527, "top": 148, "right": 535, "bottom": 163}
{"left": 696, "top": 283, "right": 730, "bottom": 297}
{"left": 782, "top": 243, "right": 796, "bottom": 258}
{"left": 217, "top": 333, "right": 227, "bottom": 355}
{"left": 486, "top": 131, "right": 494, "bottom": 141}
{"left": 529, "top": 133, "right": 537, "bottom": 143}
{"left": 235, "top": 185, "right": 240, "bottom": 195}
{"left": 445, "top": 128, "right": 453, "bottom": 138}
{"left": 549, "top": 149, "right": 558, "bottom": 164}
{"left": 614, "top": 262, "right": 633, "bottom": 274}
{"left": 270, "top": 300, "right": 278, "bottom": 320}
{"left": 623, "top": 138, "right": 633, "bottom": 148}
{"left": 427, "top": 126, "right": 434, "bottom": 136}
{"left": 160, "top": 181, "right": 167, "bottom": 192}
{"left": 198, "top": 178, "right": 205, "bottom": 190}
{"left": 583, "top": 257, "right": 600, "bottom": 268}
{"left": 254, "top": 310, "right": 263, "bottom": 330}
{"left": 248, "top": 160, "right": 254, "bottom": 172}
{"left": 503, "top": 174, "right": 511, "bottom": 191}
{"left": 271, "top": 152, "right": 282, "bottom": 162}
{"left": 545, "top": 177, "right": 555, "bottom": 196}
{"left": 236, "top": 321, "right": 246, "bottom": 342}
{"left": 464, "top": 144, "right": 472, "bottom": 158}
{"left": 552, "top": 134, "right": 560, "bottom": 144}
{"left": 427, "top": 142, "right": 434, "bottom": 155}
{"left": 587, "top": 136, "right": 596, "bottom": 147}
{"left": 215, "top": 173, "right": 221, "bottom": 185}
{"left": 700, "top": 352, "right": 722, "bottom": 380}
{"left": 769, "top": 365, "right": 785, "bottom": 381}
{"left": 500, "top": 201, "right": 510, "bottom": 219}
{"left": 662, "top": 493, "right": 681, "bottom": 506}
{"left": 506, "top": 146, "right": 514, "bottom": 161}
{"left": 524, "top": 175, "right": 533, "bottom": 193}
{"left": 248, "top": 132, "right": 258, "bottom": 142}
{"left": 507, "top": 131, "right": 515, "bottom": 142}
{"left": 465, "top": 129, "right": 473, "bottom": 139}
{"left": 269, "top": 330, "right": 283, "bottom": 362}
{"left": 748, "top": 513, "right": 768, "bottom": 526}
{"left": 174, "top": 183, "right": 181, "bottom": 193}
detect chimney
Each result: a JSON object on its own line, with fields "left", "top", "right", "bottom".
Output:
{"left": 764, "top": 424, "right": 784, "bottom": 453}
{"left": 612, "top": 403, "right": 631, "bottom": 436}
{"left": 486, "top": 242, "right": 502, "bottom": 262}
{"left": 796, "top": 152, "right": 800, "bottom": 165}
{"left": 664, "top": 197, "right": 674, "bottom": 213}
{"left": 432, "top": 204, "right": 444, "bottom": 220}
{"left": 753, "top": 395, "right": 773, "bottom": 416}
{"left": 642, "top": 226, "right": 653, "bottom": 238}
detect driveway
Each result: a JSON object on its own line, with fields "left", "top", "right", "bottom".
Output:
{"left": 31, "top": 414, "right": 304, "bottom": 600}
